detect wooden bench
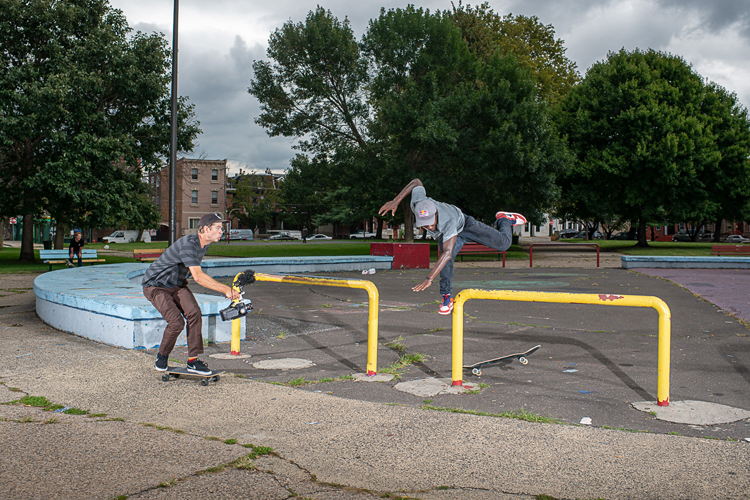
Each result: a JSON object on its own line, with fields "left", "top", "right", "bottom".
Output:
{"left": 133, "top": 248, "right": 165, "bottom": 262}
{"left": 438, "top": 242, "right": 506, "bottom": 267}
{"left": 40, "top": 249, "right": 105, "bottom": 271}
{"left": 711, "top": 245, "right": 750, "bottom": 256}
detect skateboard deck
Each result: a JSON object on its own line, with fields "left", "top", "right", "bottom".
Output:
{"left": 464, "top": 345, "right": 541, "bottom": 376}
{"left": 160, "top": 366, "right": 224, "bottom": 386}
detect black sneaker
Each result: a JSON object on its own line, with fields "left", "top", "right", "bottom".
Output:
{"left": 154, "top": 354, "right": 169, "bottom": 372}
{"left": 187, "top": 359, "right": 211, "bottom": 375}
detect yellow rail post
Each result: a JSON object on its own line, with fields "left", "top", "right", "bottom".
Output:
{"left": 230, "top": 274, "right": 243, "bottom": 355}
{"left": 253, "top": 273, "right": 380, "bottom": 375}
{"left": 452, "top": 289, "right": 672, "bottom": 406}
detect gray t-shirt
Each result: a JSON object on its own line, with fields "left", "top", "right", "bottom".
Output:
{"left": 141, "top": 233, "right": 209, "bottom": 288}
{"left": 410, "top": 186, "right": 465, "bottom": 241}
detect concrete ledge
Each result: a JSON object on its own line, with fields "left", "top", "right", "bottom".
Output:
{"left": 34, "top": 255, "right": 394, "bottom": 350}
{"left": 621, "top": 256, "right": 750, "bottom": 269}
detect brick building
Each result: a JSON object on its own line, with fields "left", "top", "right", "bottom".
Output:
{"left": 149, "top": 158, "right": 228, "bottom": 240}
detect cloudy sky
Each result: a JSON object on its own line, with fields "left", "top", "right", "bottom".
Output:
{"left": 109, "top": 0, "right": 750, "bottom": 175}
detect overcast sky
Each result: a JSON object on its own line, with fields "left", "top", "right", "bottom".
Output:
{"left": 109, "top": 0, "right": 750, "bottom": 175}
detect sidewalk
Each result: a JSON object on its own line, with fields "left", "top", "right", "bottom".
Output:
{"left": 1, "top": 258, "right": 749, "bottom": 499}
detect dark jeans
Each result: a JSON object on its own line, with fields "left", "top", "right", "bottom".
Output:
{"left": 143, "top": 285, "right": 204, "bottom": 358}
{"left": 437, "top": 216, "right": 513, "bottom": 296}
{"left": 69, "top": 254, "right": 82, "bottom": 267}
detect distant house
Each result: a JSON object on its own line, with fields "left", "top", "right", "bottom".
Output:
{"left": 148, "top": 158, "right": 228, "bottom": 240}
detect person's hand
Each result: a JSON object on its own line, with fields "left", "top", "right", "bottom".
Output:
{"left": 412, "top": 278, "right": 432, "bottom": 292}
{"left": 378, "top": 200, "right": 400, "bottom": 217}
{"left": 225, "top": 288, "right": 242, "bottom": 301}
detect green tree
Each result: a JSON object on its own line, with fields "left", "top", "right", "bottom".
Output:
{"left": 251, "top": 6, "right": 569, "bottom": 240}
{"left": 556, "top": 49, "right": 721, "bottom": 247}
{"left": 449, "top": 1, "right": 580, "bottom": 105}
{"left": 363, "top": 6, "right": 568, "bottom": 228}
{"left": 0, "top": 0, "right": 200, "bottom": 260}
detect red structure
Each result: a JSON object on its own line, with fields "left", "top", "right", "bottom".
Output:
{"left": 370, "top": 242, "right": 430, "bottom": 269}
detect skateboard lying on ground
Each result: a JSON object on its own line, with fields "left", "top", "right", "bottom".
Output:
{"left": 464, "top": 345, "right": 541, "bottom": 376}
{"left": 160, "top": 367, "right": 224, "bottom": 386}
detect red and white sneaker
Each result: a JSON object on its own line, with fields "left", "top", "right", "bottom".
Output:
{"left": 495, "top": 211, "right": 527, "bottom": 226}
{"left": 438, "top": 294, "right": 454, "bottom": 315}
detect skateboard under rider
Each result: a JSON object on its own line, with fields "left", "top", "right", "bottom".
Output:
{"left": 464, "top": 345, "right": 541, "bottom": 376}
{"left": 160, "top": 366, "right": 224, "bottom": 386}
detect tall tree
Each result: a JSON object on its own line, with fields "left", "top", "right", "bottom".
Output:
{"left": 449, "top": 1, "right": 580, "bottom": 105}
{"left": 363, "top": 6, "right": 568, "bottom": 226}
{"left": 0, "top": 0, "right": 200, "bottom": 260}
{"left": 556, "top": 49, "right": 721, "bottom": 247}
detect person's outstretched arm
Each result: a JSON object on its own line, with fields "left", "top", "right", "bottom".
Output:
{"left": 412, "top": 235, "right": 456, "bottom": 292}
{"left": 378, "top": 179, "right": 424, "bottom": 217}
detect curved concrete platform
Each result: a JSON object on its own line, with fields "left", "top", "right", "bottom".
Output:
{"left": 621, "top": 255, "right": 750, "bottom": 269}
{"left": 34, "top": 255, "right": 393, "bottom": 350}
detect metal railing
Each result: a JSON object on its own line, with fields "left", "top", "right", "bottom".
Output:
{"left": 231, "top": 273, "right": 380, "bottom": 375}
{"left": 529, "top": 242, "right": 600, "bottom": 267}
{"left": 451, "top": 289, "right": 672, "bottom": 406}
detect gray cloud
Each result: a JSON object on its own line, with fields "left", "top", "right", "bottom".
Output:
{"left": 110, "top": 0, "right": 750, "bottom": 174}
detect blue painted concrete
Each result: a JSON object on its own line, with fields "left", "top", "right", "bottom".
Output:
{"left": 621, "top": 256, "right": 750, "bottom": 269}
{"left": 34, "top": 255, "right": 394, "bottom": 350}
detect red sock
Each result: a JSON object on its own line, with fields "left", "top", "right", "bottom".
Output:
{"left": 188, "top": 357, "right": 197, "bottom": 363}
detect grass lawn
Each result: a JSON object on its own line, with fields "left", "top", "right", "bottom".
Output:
{"left": 1, "top": 237, "right": 734, "bottom": 273}
{"left": 565, "top": 239, "right": 723, "bottom": 256}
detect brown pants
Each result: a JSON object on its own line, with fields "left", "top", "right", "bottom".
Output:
{"left": 143, "top": 285, "right": 204, "bottom": 358}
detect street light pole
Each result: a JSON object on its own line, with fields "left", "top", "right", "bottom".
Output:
{"left": 168, "top": 0, "right": 179, "bottom": 246}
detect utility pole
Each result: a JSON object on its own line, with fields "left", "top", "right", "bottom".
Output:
{"left": 168, "top": 0, "right": 179, "bottom": 245}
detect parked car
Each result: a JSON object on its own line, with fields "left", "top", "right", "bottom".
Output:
{"left": 672, "top": 230, "right": 703, "bottom": 242}
{"left": 574, "top": 230, "right": 603, "bottom": 239}
{"left": 307, "top": 234, "right": 332, "bottom": 240}
{"left": 349, "top": 230, "right": 377, "bottom": 239}
{"left": 698, "top": 232, "right": 714, "bottom": 242}
{"left": 557, "top": 229, "right": 579, "bottom": 239}
{"left": 726, "top": 234, "right": 750, "bottom": 244}
{"left": 610, "top": 232, "right": 632, "bottom": 240}
{"left": 103, "top": 230, "right": 151, "bottom": 243}
{"left": 229, "top": 229, "right": 253, "bottom": 241}
{"left": 266, "top": 232, "right": 298, "bottom": 241}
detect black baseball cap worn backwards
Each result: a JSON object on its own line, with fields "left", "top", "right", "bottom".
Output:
{"left": 199, "top": 213, "right": 227, "bottom": 228}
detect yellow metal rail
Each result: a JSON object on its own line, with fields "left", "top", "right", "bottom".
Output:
{"left": 230, "top": 273, "right": 380, "bottom": 375}
{"left": 452, "top": 289, "right": 672, "bottom": 406}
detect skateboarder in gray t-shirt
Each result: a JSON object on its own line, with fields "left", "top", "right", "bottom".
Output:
{"left": 379, "top": 179, "right": 526, "bottom": 315}
{"left": 142, "top": 213, "right": 240, "bottom": 374}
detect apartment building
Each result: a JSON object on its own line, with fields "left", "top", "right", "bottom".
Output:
{"left": 149, "top": 158, "right": 228, "bottom": 239}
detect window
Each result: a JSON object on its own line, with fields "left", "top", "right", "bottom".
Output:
{"left": 211, "top": 169, "right": 218, "bottom": 181}
{"left": 191, "top": 190, "right": 198, "bottom": 204}
{"left": 189, "top": 218, "right": 200, "bottom": 229}
{"left": 191, "top": 168, "right": 198, "bottom": 180}
{"left": 211, "top": 191, "right": 218, "bottom": 205}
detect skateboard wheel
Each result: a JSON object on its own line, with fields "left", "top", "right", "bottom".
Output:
{"left": 200, "top": 378, "right": 209, "bottom": 386}
{"left": 173, "top": 373, "right": 180, "bottom": 378}
{"left": 211, "top": 375, "right": 220, "bottom": 382}
{"left": 472, "top": 368, "right": 481, "bottom": 376}
{"left": 161, "top": 374, "right": 170, "bottom": 382}
{"left": 519, "top": 357, "right": 528, "bottom": 365}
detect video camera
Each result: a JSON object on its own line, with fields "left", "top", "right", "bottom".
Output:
{"left": 219, "top": 269, "right": 255, "bottom": 322}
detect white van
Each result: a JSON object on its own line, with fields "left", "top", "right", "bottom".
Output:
{"left": 103, "top": 230, "right": 151, "bottom": 244}
{"left": 229, "top": 229, "right": 254, "bottom": 241}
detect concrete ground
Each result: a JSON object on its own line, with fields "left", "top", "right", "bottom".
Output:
{"left": 1, "top": 248, "right": 749, "bottom": 499}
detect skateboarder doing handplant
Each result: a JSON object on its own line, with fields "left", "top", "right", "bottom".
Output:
{"left": 379, "top": 179, "right": 525, "bottom": 315}
{"left": 142, "top": 213, "right": 241, "bottom": 374}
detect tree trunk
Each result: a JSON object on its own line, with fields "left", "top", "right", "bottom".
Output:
{"left": 713, "top": 220, "right": 722, "bottom": 242}
{"left": 401, "top": 199, "right": 414, "bottom": 243}
{"left": 20, "top": 213, "right": 35, "bottom": 261}
{"left": 137, "top": 228, "right": 145, "bottom": 242}
{"left": 54, "top": 222, "right": 66, "bottom": 249}
{"left": 0, "top": 217, "right": 5, "bottom": 248}
{"left": 635, "top": 215, "right": 649, "bottom": 247}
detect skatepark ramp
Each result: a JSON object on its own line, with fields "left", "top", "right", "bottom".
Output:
{"left": 450, "top": 289, "right": 672, "bottom": 406}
